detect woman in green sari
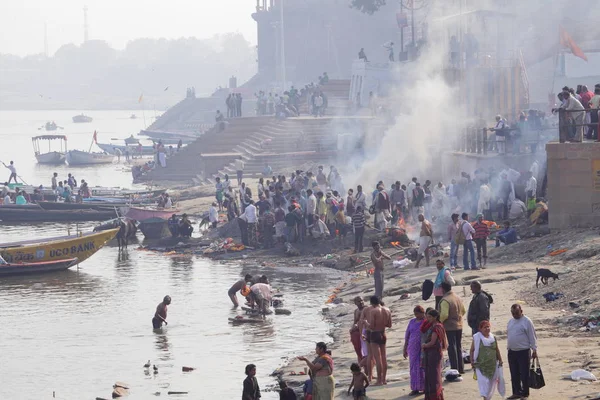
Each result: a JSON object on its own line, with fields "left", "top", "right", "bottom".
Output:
{"left": 469, "top": 320, "right": 505, "bottom": 399}
{"left": 298, "top": 342, "right": 334, "bottom": 400}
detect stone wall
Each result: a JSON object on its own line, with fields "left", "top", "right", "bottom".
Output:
{"left": 547, "top": 142, "right": 600, "bottom": 229}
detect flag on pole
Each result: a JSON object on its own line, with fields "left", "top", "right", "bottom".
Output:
{"left": 560, "top": 26, "right": 588, "bottom": 62}
{"left": 93, "top": 130, "right": 97, "bottom": 143}
{"left": 138, "top": 93, "right": 144, "bottom": 103}
{"left": 396, "top": 12, "right": 408, "bottom": 28}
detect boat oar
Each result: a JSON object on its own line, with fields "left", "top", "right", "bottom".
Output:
{"left": 17, "top": 175, "right": 28, "bottom": 185}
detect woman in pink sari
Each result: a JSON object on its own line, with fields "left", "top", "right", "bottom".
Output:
{"left": 403, "top": 305, "right": 426, "bottom": 396}
{"left": 421, "top": 309, "right": 448, "bottom": 400}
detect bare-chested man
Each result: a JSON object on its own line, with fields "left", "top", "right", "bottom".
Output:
{"left": 152, "top": 295, "right": 171, "bottom": 329}
{"left": 228, "top": 274, "right": 253, "bottom": 307}
{"left": 350, "top": 296, "right": 366, "bottom": 363}
{"left": 365, "top": 296, "right": 392, "bottom": 385}
{"left": 371, "top": 241, "right": 391, "bottom": 299}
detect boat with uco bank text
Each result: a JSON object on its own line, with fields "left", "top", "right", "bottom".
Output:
{"left": 0, "top": 228, "right": 119, "bottom": 264}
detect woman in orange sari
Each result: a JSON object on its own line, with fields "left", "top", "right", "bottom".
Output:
{"left": 298, "top": 342, "right": 334, "bottom": 400}
{"left": 421, "top": 309, "right": 448, "bottom": 400}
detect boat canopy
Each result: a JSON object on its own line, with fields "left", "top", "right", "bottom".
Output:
{"left": 32, "top": 135, "right": 67, "bottom": 141}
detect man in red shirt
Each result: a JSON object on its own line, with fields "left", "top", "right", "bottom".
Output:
{"left": 580, "top": 85, "right": 595, "bottom": 140}
{"left": 472, "top": 214, "right": 490, "bottom": 269}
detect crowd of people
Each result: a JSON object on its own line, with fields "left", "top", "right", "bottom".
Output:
{"left": 203, "top": 160, "right": 548, "bottom": 399}
{"left": 350, "top": 273, "right": 537, "bottom": 400}
{"left": 1, "top": 170, "right": 93, "bottom": 205}
{"left": 553, "top": 83, "right": 600, "bottom": 142}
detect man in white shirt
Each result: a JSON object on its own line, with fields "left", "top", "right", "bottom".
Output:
{"left": 524, "top": 171, "right": 537, "bottom": 212}
{"left": 506, "top": 304, "right": 538, "bottom": 399}
{"left": 234, "top": 157, "right": 245, "bottom": 186}
{"left": 3, "top": 193, "right": 11, "bottom": 205}
{"left": 488, "top": 115, "right": 506, "bottom": 154}
{"left": 313, "top": 93, "right": 324, "bottom": 117}
{"left": 561, "top": 89, "right": 586, "bottom": 142}
{"left": 242, "top": 200, "right": 258, "bottom": 246}
{"left": 3, "top": 161, "right": 17, "bottom": 183}
{"left": 209, "top": 202, "right": 219, "bottom": 228}
{"left": 460, "top": 212, "right": 478, "bottom": 270}
{"left": 306, "top": 189, "right": 317, "bottom": 230}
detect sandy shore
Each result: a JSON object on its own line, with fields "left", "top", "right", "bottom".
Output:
{"left": 278, "top": 239, "right": 600, "bottom": 399}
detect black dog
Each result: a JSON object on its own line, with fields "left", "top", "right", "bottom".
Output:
{"left": 536, "top": 268, "right": 559, "bottom": 288}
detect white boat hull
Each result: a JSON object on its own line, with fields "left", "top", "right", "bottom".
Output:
{"left": 66, "top": 150, "right": 114, "bottom": 165}
{"left": 35, "top": 151, "right": 66, "bottom": 164}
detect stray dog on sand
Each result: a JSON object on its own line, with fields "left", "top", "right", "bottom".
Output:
{"left": 536, "top": 267, "right": 559, "bottom": 288}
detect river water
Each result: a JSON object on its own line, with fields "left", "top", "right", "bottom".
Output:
{"left": 0, "top": 111, "right": 343, "bottom": 399}
{"left": 0, "top": 110, "right": 151, "bottom": 188}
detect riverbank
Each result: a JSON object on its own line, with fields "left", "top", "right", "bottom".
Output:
{"left": 275, "top": 228, "right": 600, "bottom": 399}
{"left": 151, "top": 186, "right": 600, "bottom": 398}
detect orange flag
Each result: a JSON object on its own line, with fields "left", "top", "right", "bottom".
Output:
{"left": 560, "top": 26, "right": 588, "bottom": 62}
{"left": 93, "top": 130, "right": 97, "bottom": 143}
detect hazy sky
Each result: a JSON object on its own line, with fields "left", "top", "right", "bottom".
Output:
{"left": 0, "top": 0, "right": 257, "bottom": 56}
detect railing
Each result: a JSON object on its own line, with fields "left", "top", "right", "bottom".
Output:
{"left": 455, "top": 126, "right": 557, "bottom": 155}
{"left": 557, "top": 108, "right": 600, "bottom": 143}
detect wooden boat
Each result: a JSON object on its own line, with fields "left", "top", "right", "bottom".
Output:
{"left": 139, "top": 129, "right": 199, "bottom": 144}
{"left": 37, "top": 201, "right": 119, "bottom": 211}
{"left": 44, "top": 121, "right": 58, "bottom": 131}
{"left": 124, "top": 135, "right": 139, "bottom": 145}
{"left": 66, "top": 149, "right": 114, "bottom": 165}
{"left": 138, "top": 217, "right": 170, "bottom": 239}
{"left": 32, "top": 135, "right": 67, "bottom": 164}
{"left": 0, "top": 207, "right": 117, "bottom": 222}
{"left": 0, "top": 228, "right": 119, "bottom": 263}
{"left": 72, "top": 114, "right": 93, "bottom": 123}
{"left": 0, "top": 258, "right": 79, "bottom": 276}
{"left": 228, "top": 317, "right": 265, "bottom": 324}
{"left": 123, "top": 207, "right": 176, "bottom": 221}
{"left": 96, "top": 142, "right": 156, "bottom": 156}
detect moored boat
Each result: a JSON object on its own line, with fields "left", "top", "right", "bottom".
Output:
{"left": 0, "top": 207, "right": 117, "bottom": 222}
{"left": 139, "top": 129, "right": 199, "bottom": 144}
{"left": 96, "top": 142, "right": 156, "bottom": 156}
{"left": 36, "top": 201, "right": 120, "bottom": 211}
{"left": 44, "top": 121, "right": 58, "bottom": 131}
{"left": 138, "top": 217, "right": 170, "bottom": 239}
{"left": 72, "top": 114, "right": 93, "bottom": 123}
{"left": 0, "top": 228, "right": 119, "bottom": 263}
{"left": 66, "top": 149, "right": 114, "bottom": 165}
{"left": 123, "top": 206, "right": 176, "bottom": 221}
{"left": 0, "top": 258, "right": 79, "bottom": 276}
{"left": 124, "top": 135, "right": 139, "bottom": 145}
{"left": 32, "top": 135, "right": 67, "bottom": 165}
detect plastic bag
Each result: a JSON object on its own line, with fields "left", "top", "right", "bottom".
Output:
{"left": 570, "top": 369, "right": 597, "bottom": 381}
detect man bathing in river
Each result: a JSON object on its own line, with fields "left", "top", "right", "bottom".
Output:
{"left": 152, "top": 295, "right": 171, "bottom": 329}
{"left": 228, "top": 274, "right": 252, "bottom": 307}
{"left": 364, "top": 296, "right": 392, "bottom": 386}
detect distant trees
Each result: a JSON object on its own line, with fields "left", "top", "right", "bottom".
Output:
{"left": 0, "top": 34, "right": 256, "bottom": 109}
{"left": 349, "top": 0, "right": 386, "bottom": 14}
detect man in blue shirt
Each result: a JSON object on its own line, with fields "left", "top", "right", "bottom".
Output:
{"left": 496, "top": 220, "right": 518, "bottom": 247}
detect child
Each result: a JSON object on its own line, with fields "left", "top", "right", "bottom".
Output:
{"left": 242, "top": 364, "right": 261, "bottom": 400}
{"left": 302, "top": 370, "right": 313, "bottom": 400}
{"left": 347, "top": 362, "right": 369, "bottom": 400}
